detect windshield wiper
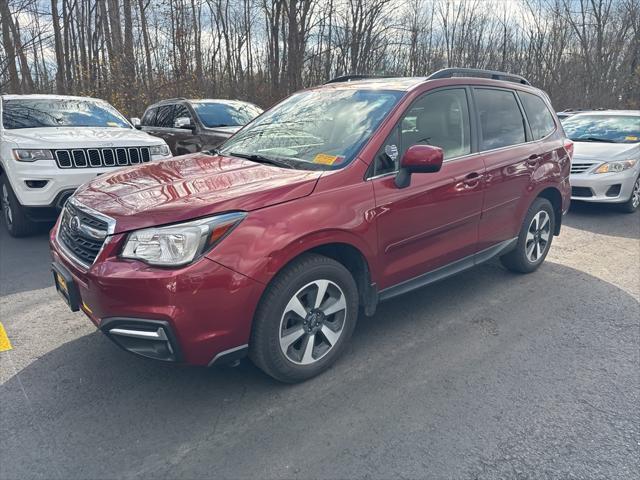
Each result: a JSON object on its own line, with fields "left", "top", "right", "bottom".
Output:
{"left": 573, "top": 136, "right": 616, "bottom": 143}
{"left": 229, "top": 151, "right": 293, "bottom": 168}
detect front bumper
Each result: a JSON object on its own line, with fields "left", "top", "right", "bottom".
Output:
{"left": 570, "top": 168, "right": 639, "bottom": 203}
{"left": 49, "top": 227, "right": 265, "bottom": 366}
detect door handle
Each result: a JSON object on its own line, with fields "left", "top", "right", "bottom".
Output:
{"left": 527, "top": 154, "right": 541, "bottom": 166}
{"left": 456, "top": 172, "right": 483, "bottom": 190}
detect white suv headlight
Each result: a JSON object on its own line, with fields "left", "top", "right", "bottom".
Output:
{"left": 13, "top": 149, "right": 54, "bottom": 162}
{"left": 594, "top": 159, "right": 637, "bottom": 174}
{"left": 149, "top": 144, "right": 171, "bottom": 156}
{"left": 121, "top": 212, "right": 246, "bottom": 266}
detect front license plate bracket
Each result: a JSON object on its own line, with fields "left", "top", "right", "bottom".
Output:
{"left": 52, "top": 262, "right": 80, "bottom": 312}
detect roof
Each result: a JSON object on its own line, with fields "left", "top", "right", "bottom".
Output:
{"left": 1, "top": 93, "right": 103, "bottom": 102}
{"left": 148, "top": 98, "right": 257, "bottom": 107}
{"left": 316, "top": 77, "right": 427, "bottom": 91}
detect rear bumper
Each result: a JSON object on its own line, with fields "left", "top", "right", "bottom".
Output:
{"left": 49, "top": 227, "right": 265, "bottom": 366}
{"left": 570, "top": 168, "right": 638, "bottom": 203}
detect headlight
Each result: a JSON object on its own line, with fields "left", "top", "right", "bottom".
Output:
{"left": 121, "top": 212, "right": 246, "bottom": 266}
{"left": 594, "top": 159, "right": 637, "bottom": 174}
{"left": 13, "top": 149, "right": 54, "bottom": 162}
{"left": 149, "top": 144, "right": 170, "bottom": 156}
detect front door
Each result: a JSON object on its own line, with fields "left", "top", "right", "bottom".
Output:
{"left": 371, "top": 88, "right": 485, "bottom": 290}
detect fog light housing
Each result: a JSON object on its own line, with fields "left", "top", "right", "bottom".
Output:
{"left": 25, "top": 180, "right": 48, "bottom": 189}
{"left": 101, "top": 318, "right": 180, "bottom": 362}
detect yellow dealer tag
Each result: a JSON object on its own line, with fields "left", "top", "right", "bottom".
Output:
{"left": 313, "top": 154, "right": 341, "bottom": 165}
{"left": 107, "top": 121, "right": 119, "bottom": 127}
{"left": 625, "top": 136, "right": 638, "bottom": 141}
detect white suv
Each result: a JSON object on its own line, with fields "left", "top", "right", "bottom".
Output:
{"left": 0, "top": 94, "right": 172, "bottom": 236}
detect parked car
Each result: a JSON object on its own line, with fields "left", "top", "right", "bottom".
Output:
{"left": 0, "top": 94, "right": 172, "bottom": 237}
{"left": 136, "top": 98, "right": 263, "bottom": 155}
{"left": 564, "top": 110, "right": 640, "bottom": 212}
{"left": 49, "top": 68, "right": 571, "bottom": 382}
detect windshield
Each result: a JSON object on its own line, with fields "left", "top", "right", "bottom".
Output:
{"left": 2, "top": 98, "right": 130, "bottom": 129}
{"left": 563, "top": 114, "right": 640, "bottom": 143}
{"left": 192, "top": 102, "right": 263, "bottom": 128}
{"left": 219, "top": 89, "right": 403, "bottom": 169}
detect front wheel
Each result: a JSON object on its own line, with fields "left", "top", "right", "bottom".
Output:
{"left": 249, "top": 253, "right": 359, "bottom": 383}
{"left": 618, "top": 175, "right": 640, "bottom": 213}
{"left": 500, "top": 197, "right": 555, "bottom": 273}
{"left": 1, "top": 176, "right": 37, "bottom": 237}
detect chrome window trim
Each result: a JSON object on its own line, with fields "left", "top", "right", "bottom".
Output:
{"left": 55, "top": 197, "right": 116, "bottom": 270}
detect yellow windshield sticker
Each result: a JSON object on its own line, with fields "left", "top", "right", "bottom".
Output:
{"left": 313, "top": 154, "right": 341, "bottom": 165}
{"left": 625, "top": 136, "right": 638, "bottom": 141}
{"left": 107, "top": 121, "right": 119, "bottom": 127}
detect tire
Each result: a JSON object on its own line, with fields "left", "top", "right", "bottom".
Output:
{"left": 249, "top": 253, "right": 359, "bottom": 383}
{"left": 618, "top": 175, "right": 640, "bottom": 214}
{"left": 500, "top": 197, "right": 555, "bottom": 274}
{"left": 1, "top": 176, "right": 38, "bottom": 237}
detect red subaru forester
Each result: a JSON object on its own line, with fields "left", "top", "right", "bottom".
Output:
{"left": 50, "top": 69, "right": 572, "bottom": 382}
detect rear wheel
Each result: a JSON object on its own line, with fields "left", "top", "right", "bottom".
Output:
{"left": 618, "top": 175, "right": 640, "bottom": 213}
{"left": 250, "top": 253, "right": 359, "bottom": 383}
{"left": 1, "top": 176, "right": 37, "bottom": 237}
{"left": 500, "top": 197, "right": 555, "bottom": 273}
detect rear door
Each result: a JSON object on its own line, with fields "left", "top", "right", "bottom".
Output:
{"left": 371, "top": 87, "right": 485, "bottom": 289}
{"left": 472, "top": 87, "right": 539, "bottom": 251}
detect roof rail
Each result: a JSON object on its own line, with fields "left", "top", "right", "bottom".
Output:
{"left": 154, "top": 97, "right": 188, "bottom": 104}
{"left": 427, "top": 68, "right": 531, "bottom": 86}
{"left": 324, "top": 74, "right": 390, "bottom": 84}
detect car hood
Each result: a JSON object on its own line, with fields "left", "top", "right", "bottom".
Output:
{"left": 72, "top": 153, "right": 322, "bottom": 233}
{"left": 572, "top": 142, "right": 639, "bottom": 162}
{"left": 2, "top": 126, "right": 164, "bottom": 148}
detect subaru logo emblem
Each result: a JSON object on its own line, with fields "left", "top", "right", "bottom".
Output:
{"left": 70, "top": 215, "right": 81, "bottom": 233}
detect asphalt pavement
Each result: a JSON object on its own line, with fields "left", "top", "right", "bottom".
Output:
{"left": 1, "top": 202, "right": 638, "bottom": 479}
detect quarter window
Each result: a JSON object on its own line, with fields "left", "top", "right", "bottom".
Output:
{"left": 141, "top": 107, "right": 157, "bottom": 126}
{"left": 374, "top": 89, "right": 471, "bottom": 176}
{"left": 518, "top": 91, "right": 556, "bottom": 140}
{"left": 475, "top": 88, "right": 526, "bottom": 150}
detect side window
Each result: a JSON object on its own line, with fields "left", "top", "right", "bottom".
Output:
{"left": 518, "top": 91, "right": 556, "bottom": 140}
{"left": 373, "top": 89, "right": 471, "bottom": 176}
{"left": 141, "top": 107, "right": 157, "bottom": 126}
{"left": 173, "top": 104, "right": 192, "bottom": 123}
{"left": 155, "top": 105, "right": 175, "bottom": 128}
{"left": 475, "top": 88, "right": 526, "bottom": 150}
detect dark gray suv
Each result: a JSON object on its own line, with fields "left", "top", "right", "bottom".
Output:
{"left": 136, "top": 98, "right": 262, "bottom": 156}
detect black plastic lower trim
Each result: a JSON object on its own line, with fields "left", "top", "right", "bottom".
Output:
{"left": 379, "top": 237, "right": 517, "bottom": 301}
{"left": 24, "top": 188, "right": 76, "bottom": 222}
{"left": 100, "top": 317, "right": 183, "bottom": 363}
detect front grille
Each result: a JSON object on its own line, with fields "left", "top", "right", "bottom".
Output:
{"left": 54, "top": 147, "right": 151, "bottom": 169}
{"left": 572, "top": 186, "right": 593, "bottom": 198}
{"left": 58, "top": 202, "right": 109, "bottom": 266}
{"left": 570, "top": 162, "right": 596, "bottom": 174}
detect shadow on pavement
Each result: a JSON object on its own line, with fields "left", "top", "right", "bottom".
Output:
{"left": 2, "top": 260, "right": 638, "bottom": 479}
{"left": 566, "top": 200, "right": 640, "bottom": 239}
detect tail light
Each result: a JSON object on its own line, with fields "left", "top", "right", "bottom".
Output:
{"left": 564, "top": 138, "right": 574, "bottom": 160}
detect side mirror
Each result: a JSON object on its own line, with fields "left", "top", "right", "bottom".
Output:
{"left": 395, "top": 144, "right": 444, "bottom": 188}
{"left": 130, "top": 117, "right": 141, "bottom": 129}
{"left": 174, "top": 117, "right": 194, "bottom": 130}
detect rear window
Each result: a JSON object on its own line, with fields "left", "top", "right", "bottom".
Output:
{"left": 475, "top": 88, "right": 526, "bottom": 150}
{"left": 519, "top": 91, "right": 556, "bottom": 140}
{"left": 2, "top": 98, "right": 130, "bottom": 129}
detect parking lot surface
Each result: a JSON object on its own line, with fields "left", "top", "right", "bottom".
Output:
{"left": 1, "top": 203, "right": 638, "bottom": 479}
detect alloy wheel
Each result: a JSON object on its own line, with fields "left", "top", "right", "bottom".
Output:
{"left": 632, "top": 177, "right": 640, "bottom": 209}
{"left": 525, "top": 210, "right": 550, "bottom": 263}
{"left": 1, "top": 184, "right": 12, "bottom": 226}
{"left": 279, "top": 279, "right": 347, "bottom": 365}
